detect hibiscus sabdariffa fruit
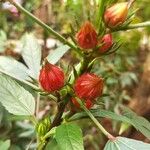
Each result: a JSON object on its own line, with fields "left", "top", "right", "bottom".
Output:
{"left": 99, "top": 34, "right": 113, "bottom": 53}
{"left": 39, "top": 62, "right": 65, "bottom": 92}
{"left": 74, "top": 73, "right": 104, "bottom": 100}
{"left": 104, "top": 2, "right": 129, "bottom": 28}
{"left": 76, "top": 21, "right": 98, "bottom": 49}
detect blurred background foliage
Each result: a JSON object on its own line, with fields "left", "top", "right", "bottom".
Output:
{"left": 0, "top": 0, "right": 150, "bottom": 149}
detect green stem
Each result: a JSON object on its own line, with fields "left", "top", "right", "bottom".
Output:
{"left": 43, "top": 127, "right": 56, "bottom": 140}
{"left": 30, "top": 116, "right": 38, "bottom": 126}
{"left": 26, "top": 138, "right": 35, "bottom": 150}
{"left": 97, "top": 0, "right": 105, "bottom": 35}
{"left": 80, "top": 55, "right": 91, "bottom": 74}
{"left": 7, "top": 0, "right": 83, "bottom": 56}
{"left": 112, "top": 21, "right": 150, "bottom": 32}
{"left": 37, "top": 127, "right": 56, "bottom": 149}
{"left": 36, "top": 93, "right": 40, "bottom": 119}
{"left": 125, "top": 21, "right": 150, "bottom": 29}
{"left": 75, "top": 97, "right": 115, "bottom": 140}
{"left": 47, "top": 94, "right": 57, "bottom": 102}
{"left": 37, "top": 142, "right": 46, "bottom": 150}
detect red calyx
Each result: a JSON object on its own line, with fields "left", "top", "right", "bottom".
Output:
{"left": 76, "top": 21, "right": 98, "bottom": 49}
{"left": 39, "top": 62, "right": 65, "bottom": 92}
{"left": 99, "top": 34, "right": 113, "bottom": 53}
{"left": 74, "top": 73, "right": 104, "bottom": 100}
{"left": 104, "top": 2, "right": 128, "bottom": 28}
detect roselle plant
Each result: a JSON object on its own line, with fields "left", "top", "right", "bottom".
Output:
{"left": 0, "top": 0, "right": 150, "bottom": 149}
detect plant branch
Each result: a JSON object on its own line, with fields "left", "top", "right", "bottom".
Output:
{"left": 50, "top": 95, "right": 70, "bottom": 129}
{"left": 43, "top": 127, "right": 56, "bottom": 141}
{"left": 75, "top": 97, "right": 115, "bottom": 140}
{"left": 112, "top": 21, "right": 150, "bottom": 32}
{"left": 7, "top": 0, "right": 83, "bottom": 56}
{"left": 38, "top": 127, "right": 56, "bottom": 149}
{"left": 38, "top": 96, "right": 70, "bottom": 149}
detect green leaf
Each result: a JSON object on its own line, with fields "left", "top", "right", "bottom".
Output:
{"left": 104, "top": 137, "right": 150, "bottom": 150}
{"left": 45, "top": 139, "right": 59, "bottom": 150}
{"left": 55, "top": 123, "right": 84, "bottom": 150}
{"left": 18, "top": 129, "right": 34, "bottom": 138}
{"left": 0, "top": 74, "right": 35, "bottom": 116}
{"left": 10, "top": 145, "right": 21, "bottom": 150}
{"left": 0, "top": 140, "right": 10, "bottom": 150}
{"left": 0, "top": 56, "right": 30, "bottom": 81}
{"left": 0, "top": 30, "right": 7, "bottom": 53}
{"left": 68, "top": 62, "right": 82, "bottom": 84}
{"left": 21, "top": 33, "right": 41, "bottom": 79}
{"left": 69, "top": 109, "right": 133, "bottom": 124}
{"left": 96, "top": 0, "right": 106, "bottom": 33}
{"left": 122, "top": 107, "right": 150, "bottom": 140}
{"left": 69, "top": 108, "right": 150, "bottom": 140}
{"left": 8, "top": 115, "right": 30, "bottom": 121}
{"left": 47, "top": 45, "right": 70, "bottom": 64}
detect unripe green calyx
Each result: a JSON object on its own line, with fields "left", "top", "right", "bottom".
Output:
{"left": 43, "top": 117, "right": 51, "bottom": 130}
{"left": 36, "top": 123, "right": 47, "bottom": 136}
{"left": 36, "top": 117, "right": 51, "bottom": 137}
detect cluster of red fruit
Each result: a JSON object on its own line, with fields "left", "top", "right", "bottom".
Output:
{"left": 39, "top": 62, "right": 103, "bottom": 109}
{"left": 77, "top": 2, "right": 129, "bottom": 52}
{"left": 76, "top": 22, "right": 113, "bottom": 53}
{"left": 39, "top": 2, "right": 129, "bottom": 109}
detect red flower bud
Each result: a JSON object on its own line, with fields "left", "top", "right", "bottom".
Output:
{"left": 104, "top": 2, "right": 128, "bottom": 28}
{"left": 71, "top": 98, "right": 93, "bottom": 109}
{"left": 39, "top": 62, "right": 65, "bottom": 92}
{"left": 76, "top": 21, "right": 98, "bottom": 49}
{"left": 74, "top": 73, "right": 104, "bottom": 100}
{"left": 99, "top": 34, "right": 113, "bottom": 53}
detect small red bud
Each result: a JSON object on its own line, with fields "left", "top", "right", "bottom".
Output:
{"left": 74, "top": 73, "right": 104, "bottom": 100}
{"left": 71, "top": 98, "right": 93, "bottom": 109}
{"left": 104, "top": 2, "right": 128, "bottom": 28}
{"left": 39, "top": 62, "right": 65, "bottom": 92}
{"left": 99, "top": 34, "right": 113, "bottom": 53}
{"left": 76, "top": 21, "right": 98, "bottom": 49}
